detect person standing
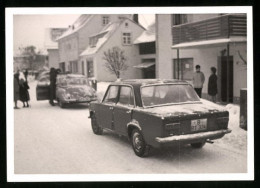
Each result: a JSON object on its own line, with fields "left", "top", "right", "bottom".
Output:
{"left": 192, "top": 65, "right": 205, "bottom": 98}
{"left": 19, "top": 78, "right": 30, "bottom": 107}
{"left": 14, "top": 72, "right": 20, "bottom": 109}
{"left": 49, "top": 67, "right": 57, "bottom": 106}
{"left": 208, "top": 67, "right": 218, "bottom": 103}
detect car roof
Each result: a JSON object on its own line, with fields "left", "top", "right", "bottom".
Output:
{"left": 111, "top": 79, "right": 189, "bottom": 87}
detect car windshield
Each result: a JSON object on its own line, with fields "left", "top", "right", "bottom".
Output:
{"left": 59, "top": 77, "right": 90, "bottom": 86}
{"left": 141, "top": 84, "right": 200, "bottom": 107}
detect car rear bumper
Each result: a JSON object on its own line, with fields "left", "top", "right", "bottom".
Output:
{"left": 155, "top": 129, "right": 232, "bottom": 144}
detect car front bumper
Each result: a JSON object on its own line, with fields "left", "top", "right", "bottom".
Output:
{"left": 155, "top": 129, "right": 232, "bottom": 144}
{"left": 62, "top": 98, "right": 97, "bottom": 104}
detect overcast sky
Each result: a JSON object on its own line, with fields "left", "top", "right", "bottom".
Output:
{"left": 13, "top": 14, "right": 155, "bottom": 53}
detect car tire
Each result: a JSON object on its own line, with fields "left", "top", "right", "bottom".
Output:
{"left": 131, "top": 129, "right": 150, "bottom": 157}
{"left": 58, "top": 99, "right": 65, "bottom": 108}
{"left": 91, "top": 114, "right": 103, "bottom": 135}
{"left": 190, "top": 141, "right": 206, "bottom": 148}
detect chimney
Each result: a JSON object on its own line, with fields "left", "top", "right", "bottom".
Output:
{"left": 133, "top": 14, "right": 139, "bottom": 24}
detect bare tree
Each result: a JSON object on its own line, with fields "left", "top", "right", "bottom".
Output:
{"left": 103, "top": 47, "right": 128, "bottom": 79}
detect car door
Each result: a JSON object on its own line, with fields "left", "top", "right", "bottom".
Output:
{"left": 96, "top": 85, "right": 119, "bottom": 130}
{"left": 113, "top": 85, "right": 135, "bottom": 136}
{"left": 36, "top": 76, "right": 50, "bottom": 100}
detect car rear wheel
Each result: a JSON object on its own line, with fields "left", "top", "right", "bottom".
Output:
{"left": 58, "top": 99, "right": 65, "bottom": 108}
{"left": 91, "top": 114, "right": 103, "bottom": 135}
{"left": 190, "top": 141, "right": 206, "bottom": 148}
{"left": 131, "top": 129, "right": 150, "bottom": 157}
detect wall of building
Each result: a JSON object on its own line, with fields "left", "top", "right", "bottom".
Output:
{"left": 156, "top": 14, "right": 173, "bottom": 79}
{"left": 93, "top": 20, "right": 144, "bottom": 81}
{"left": 156, "top": 14, "right": 247, "bottom": 102}
{"left": 47, "top": 49, "right": 59, "bottom": 69}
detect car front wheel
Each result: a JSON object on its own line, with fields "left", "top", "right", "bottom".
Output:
{"left": 131, "top": 129, "right": 150, "bottom": 157}
{"left": 91, "top": 114, "right": 103, "bottom": 135}
{"left": 58, "top": 99, "right": 65, "bottom": 108}
{"left": 190, "top": 141, "right": 206, "bottom": 148}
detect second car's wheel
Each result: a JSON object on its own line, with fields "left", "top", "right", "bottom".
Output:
{"left": 91, "top": 114, "right": 103, "bottom": 135}
{"left": 131, "top": 129, "right": 150, "bottom": 157}
{"left": 58, "top": 99, "right": 65, "bottom": 108}
{"left": 190, "top": 141, "right": 206, "bottom": 148}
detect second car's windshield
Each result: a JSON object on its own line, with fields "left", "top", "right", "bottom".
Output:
{"left": 141, "top": 84, "right": 200, "bottom": 107}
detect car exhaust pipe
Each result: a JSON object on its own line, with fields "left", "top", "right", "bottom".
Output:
{"left": 206, "top": 139, "right": 214, "bottom": 144}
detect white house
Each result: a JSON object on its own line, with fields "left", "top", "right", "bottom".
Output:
{"left": 156, "top": 14, "right": 247, "bottom": 103}
{"left": 80, "top": 18, "right": 146, "bottom": 81}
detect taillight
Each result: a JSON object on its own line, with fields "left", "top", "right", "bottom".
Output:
{"left": 217, "top": 117, "right": 229, "bottom": 129}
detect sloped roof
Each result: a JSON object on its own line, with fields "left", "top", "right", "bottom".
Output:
{"left": 56, "top": 15, "right": 93, "bottom": 41}
{"left": 80, "top": 21, "right": 121, "bottom": 56}
{"left": 134, "top": 22, "right": 155, "bottom": 44}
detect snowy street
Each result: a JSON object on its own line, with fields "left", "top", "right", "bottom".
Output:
{"left": 14, "top": 81, "right": 247, "bottom": 174}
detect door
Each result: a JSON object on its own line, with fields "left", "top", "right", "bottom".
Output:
{"left": 113, "top": 86, "right": 135, "bottom": 135}
{"left": 36, "top": 76, "right": 50, "bottom": 100}
{"left": 96, "top": 85, "right": 119, "bottom": 130}
{"left": 218, "top": 56, "right": 233, "bottom": 103}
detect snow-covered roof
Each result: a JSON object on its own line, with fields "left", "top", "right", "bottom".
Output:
{"left": 56, "top": 15, "right": 93, "bottom": 41}
{"left": 171, "top": 37, "right": 247, "bottom": 49}
{"left": 134, "top": 22, "right": 155, "bottom": 44}
{"left": 80, "top": 21, "right": 122, "bottom": 56}
{"left": 44, "top": 28, "right": 67, "bottom": 49}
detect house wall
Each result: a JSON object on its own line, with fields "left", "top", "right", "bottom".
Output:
{"left": 94, "top": 20, "right": 144, "bottom": 81}
{"left": 58, "top": 14, "right": 132, "bottom": 74}
{"left": 47, "top": 49, "right": 59, "bottom": 69}
{"left": 156, "top": 14, "right": 247, "bottom": 102}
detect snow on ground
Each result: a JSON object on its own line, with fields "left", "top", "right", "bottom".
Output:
{"left": 214, "top": 104, "right": 247, "bottom": 153}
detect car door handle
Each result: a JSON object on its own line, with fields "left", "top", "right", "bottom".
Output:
{"left": 126, "top": 110, "right": 131, "bottom": 114}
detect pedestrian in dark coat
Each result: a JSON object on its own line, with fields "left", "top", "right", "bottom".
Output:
{"left": 49, "top": 67, "right": 57, "bottom": 106}
{"left": 14, "top": 72, "right": 20, "bottom": 109}
{"left": 19, "top": 78, "right": 30, "bottom": 107}
{"left": 208, "top": 67, "right": 218, "bottom": 103}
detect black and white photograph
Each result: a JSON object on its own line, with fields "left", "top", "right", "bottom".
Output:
{"left": 5, "top": 7, "right": 254, "bottom": 182}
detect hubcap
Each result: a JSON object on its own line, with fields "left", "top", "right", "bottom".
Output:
{"left": 133, "top": 133, "right": 142, "bottom": 151}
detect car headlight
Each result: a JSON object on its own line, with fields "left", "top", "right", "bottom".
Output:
{"left": 65, "top": 93, "right": 71, "bottom": 99}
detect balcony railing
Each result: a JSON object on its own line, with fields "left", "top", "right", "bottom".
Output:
{"left": 172, "top": 14, "right": 247, "bottom": 45}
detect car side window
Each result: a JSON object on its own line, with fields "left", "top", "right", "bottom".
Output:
{"left": 103, "top": 85, "right": 119, "bottom": 104}
{"left": 118, "top": 86, "right": 134, "bottom": 107}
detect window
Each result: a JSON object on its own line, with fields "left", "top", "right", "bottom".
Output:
{"left": 122, "top": 32, "right": 132, "bottom": 45}
{"left": 172, "top": 14, "right": 188, "bottom": 26}
{"left": 173, "top": 58, "right": 194, "bottom": 80}
{"left": 69, "top": 61, "right": 78, "bottom": 73}
{"left": 102, "top": 16, "right": 110, "bottom": 26}
{"left": 87, "top": 60, "right": 94, "bottom": 78}
{"left": 118, "top": 86, "right": 134, "bottom": 106}
{"left": 103, "top": 86, "right": 119, "bottom": 103}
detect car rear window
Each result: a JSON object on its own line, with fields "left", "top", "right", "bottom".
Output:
{"left": 141, "top": 84, "right": 200, "bottom": 107}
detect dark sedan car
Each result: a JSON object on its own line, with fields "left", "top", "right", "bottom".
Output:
{"left": 89, "top": 79, "right": 231, "bottom": 157}
{"left": 36, "top": 73, "right": 97, "bottom": 108}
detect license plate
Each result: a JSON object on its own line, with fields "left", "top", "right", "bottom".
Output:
{"left": 191, "top": 119, "right": 207, "bottom": 132}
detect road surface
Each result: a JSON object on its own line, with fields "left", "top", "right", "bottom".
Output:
{"left": 14, "top": 81, "right": 247, "bottom": 174}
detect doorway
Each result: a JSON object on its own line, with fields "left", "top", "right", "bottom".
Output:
{"left": 218, "top": 56, "right": 233, "bottom": 103}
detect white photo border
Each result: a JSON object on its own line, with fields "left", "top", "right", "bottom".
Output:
{"left": 6, "top": 6, "right": 254, "bottom": 182}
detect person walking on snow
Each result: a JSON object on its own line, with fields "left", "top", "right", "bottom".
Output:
{"left": 192, "top": 65, "right": 205, "bottom": 98}
{"left": 208, "top": 67, "right": 218, "bottom": 103}
{"left": 14, "top": 72, "right": 20, "bottom": 109}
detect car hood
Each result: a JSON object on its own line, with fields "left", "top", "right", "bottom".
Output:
{"left": 65, "top": 85, "right": 95, "bottom": 97}
{"left": 138, "top": 99, "right": 227, "bottom": 117}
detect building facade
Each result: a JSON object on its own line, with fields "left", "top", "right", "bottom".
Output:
{"left": 44, "top": 28, "right": 67, "bottom": 69}
{"left": 80, "top": 18, "right": 145, "bottom": 81}
{"left": 156, "top": 14, "right": 247, "bottom": 103}
{"left": 56, "top": 14, "right": 132, "bottom": 74}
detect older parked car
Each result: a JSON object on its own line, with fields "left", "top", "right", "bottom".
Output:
{"left": 89, "top": 79, "right": 231, "bottom": 157}
{"left": 36, "top": 73, "right": 97, "bottom": 108}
